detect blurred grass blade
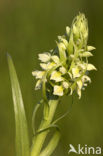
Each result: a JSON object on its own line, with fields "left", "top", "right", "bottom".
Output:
{"left": 7, "top": 54, "right": 30, "bottom": 156}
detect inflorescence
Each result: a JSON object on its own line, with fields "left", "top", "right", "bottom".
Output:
{"left": 32, "top": 13, "right": 96, "bottom": 99}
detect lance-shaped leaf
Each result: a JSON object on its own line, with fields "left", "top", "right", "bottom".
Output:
{"left": 7, "top": 54, "right": 30, "bottom": 156}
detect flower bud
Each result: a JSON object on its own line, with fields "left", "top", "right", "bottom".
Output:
{"left": 71, "top": 13, "right": 88, "bottom": 48}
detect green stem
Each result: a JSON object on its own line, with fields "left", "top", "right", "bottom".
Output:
{"left": 31, "top": 99, "right": 59, "bottom": 156}
{"left": 39, "top": 130, "right": 60, "bottom": 156}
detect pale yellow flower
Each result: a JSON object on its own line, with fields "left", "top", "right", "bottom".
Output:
{"left": 50, "top": 71, "right": 63, "bottom": 82}
{"left": 32, "top": 71, "right": 45, "bottom": 79}
{"left": 53, "top": 85, "right": 64, "bottom": 96}
{"left": 38, "top": 53, "right": 51, "bottom": 62}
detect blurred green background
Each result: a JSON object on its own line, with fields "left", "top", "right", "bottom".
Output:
{"left": 0, "top": 0, "right": 103, "bottom": 156}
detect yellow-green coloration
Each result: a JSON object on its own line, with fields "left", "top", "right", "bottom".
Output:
{"left": 32, "top": 13, "right": 96, "bottom": 99}
{"left": 8, "top": 13, "right": 96, "bottom": 156}
{"left": 31, "top": 13, "right": 96, "bottom": 156}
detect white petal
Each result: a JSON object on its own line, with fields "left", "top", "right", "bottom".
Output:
{"left": 35, "top": 80, "right": 42, "bottom": 90}
{"left": 38, "top": 52, "right": 51, "bottom": 62}
{"left": 78, "top": 64, "right": 86, "bottom": 70}
{"left": 50, "top": 71, "right": 63, "bottom": 82}
{"left": 84, "top": 83, "right": 87, "bottom": 86}
{"left": 62, "top": 81, "right": 69, "bottom": 89}
{"left": 82, "top": 75, "right": 91, "bottom": 83}
{"left": 32, "top": 71, "right": 45, "bottom": 79}
{"left": 87, "top": 64, "right": 97, "bottom": 71}
{"left": 87, "top": 46, "right": 96, "bottom": 51}
{"left": 47, "top": 62, "right": 56, "bottom": 69}
{"left": 32, "top": 70, "right": 38, "bottom": 76}
{"left": 77, "top": 80, "right": 83, "bottom": 89}
{"left": 77, "top": 88, "right": 81, "bottom": 99}
{"left": 59, "top": 66, "right": 67, "bottom": 74}
{"left": 51, "top": 55, "right": 60, "bottom": 64}
{"left": 80, "top": 52, "right": 93, "bottom": 57}
{"left": 53, "top": 85, "right": 63, "bottom": 96}
{"left": 72, "top": 67, "right": 80, "bottom": 78}
{"left": 40, "top": 63, "right": 47, "bottom": 70}
{"left": 66, "top": 26, "right": 70, "bottom": 36}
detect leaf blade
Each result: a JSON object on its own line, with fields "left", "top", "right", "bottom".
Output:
{"left": 7, "top": 54, "right": 30, "bottom": 156}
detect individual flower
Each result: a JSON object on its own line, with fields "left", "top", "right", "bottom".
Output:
{"left": 38, "top": 52, "right": 51, "bottom": 62}
{"left": 53, "top": 85, "right": 64, "bottom": 96}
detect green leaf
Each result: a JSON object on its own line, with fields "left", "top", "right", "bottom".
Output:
{"left": 7, "top": 54, "right": 30, "bottom": 156}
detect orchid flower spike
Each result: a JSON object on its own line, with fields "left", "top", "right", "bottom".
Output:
{"left": 32, "top": 13, "right": 96, "bottom": 99}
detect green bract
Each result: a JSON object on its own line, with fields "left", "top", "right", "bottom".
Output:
{"left": 32, "top": 13, "right": 96, "bottom": 99}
